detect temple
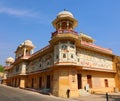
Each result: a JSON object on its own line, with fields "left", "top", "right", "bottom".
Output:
{"left": 2, "top": 10, "right": 120, "bottom": 98}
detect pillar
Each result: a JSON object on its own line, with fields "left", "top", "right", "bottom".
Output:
{"left": 23, "top": 47, "right": 26, "bottom": 56}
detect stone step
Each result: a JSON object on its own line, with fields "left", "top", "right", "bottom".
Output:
{"left": 79, "top": 89, "right": 90, "bottom": 96}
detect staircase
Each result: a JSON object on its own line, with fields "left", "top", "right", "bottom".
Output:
{"left": 79, "top": 89, "right": 90, "bottom": 96}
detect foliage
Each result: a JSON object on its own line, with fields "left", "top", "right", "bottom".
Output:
{"left": 0, "top": 65, "right": 4, "bottom": 72}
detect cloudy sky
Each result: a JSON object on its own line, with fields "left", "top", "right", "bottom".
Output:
{"left": 0, "top": 0, "right": 120, "bottom": 65}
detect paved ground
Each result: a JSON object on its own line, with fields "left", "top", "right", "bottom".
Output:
{"left": 70, "top": 93, "right": 120, "bottom": 101}
{"left": 0, "top": 84, "right": 120, "bottom": 101}
{"left": 0, "top": 85, "right": 69, "bottom": 101}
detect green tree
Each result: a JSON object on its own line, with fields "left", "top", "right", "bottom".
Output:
{"left": 0, "top": 65, "right": 4, "bottom": 72}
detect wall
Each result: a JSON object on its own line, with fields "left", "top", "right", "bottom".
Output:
{"left": 77, "top": 48, "right": 113, "bottom": 70}
{"left": 78, "top": 70, "right": 115, "bottom": 93}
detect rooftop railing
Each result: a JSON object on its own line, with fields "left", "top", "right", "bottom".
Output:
{"left": 81, "top": 41, "right": 112, "bottom": 54}
{"left": 52, "top": 30, "right": 78, "bottom": 38}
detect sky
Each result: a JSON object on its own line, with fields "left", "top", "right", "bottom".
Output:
{"left": 0, "top": 0, "right": 120, "bottom": 65}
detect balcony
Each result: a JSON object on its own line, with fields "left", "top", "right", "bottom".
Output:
{"left": 52, "top": 30, "right": 78, "bottom": 38}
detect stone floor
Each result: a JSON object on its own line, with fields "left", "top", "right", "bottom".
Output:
{"left": 69, "top": 93, "right": 120, "bottom": 101}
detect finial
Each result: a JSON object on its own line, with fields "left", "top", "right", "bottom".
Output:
{"left": 64, "top": 9, "right": 67, "bottom": 11}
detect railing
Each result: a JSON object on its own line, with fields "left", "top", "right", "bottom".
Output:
{"left": 31, "top": 45, "right": 50, "bottom": 57}
{"left": 81, "top": 41, "right": 112, "bottom": 54}
{"left": 4, "top": 66, "right": 12, "bottom": 70}
{"left": 52, "top": 30, "right": 78, "bottom": 38}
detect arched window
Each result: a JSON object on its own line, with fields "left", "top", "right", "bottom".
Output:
{"left": 71, "top": 54, "right": 74, "bottom": 58}
{"left": 63, "top": 54, "right": 66, "bottom": 58}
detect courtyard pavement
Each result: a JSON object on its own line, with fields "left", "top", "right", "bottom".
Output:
{"left": 69, "top": 93, "right": 120, "bottom": 101}
{"left": 1, "top": 84, "right": 120, "bottom": 101}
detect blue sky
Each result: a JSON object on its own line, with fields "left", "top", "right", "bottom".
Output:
{"left": 0, "top": 0, "right": 120, "bottom": 65}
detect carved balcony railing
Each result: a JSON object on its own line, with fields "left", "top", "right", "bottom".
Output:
{"left": 52, "top": 30, "right": 78, "bottom": 38}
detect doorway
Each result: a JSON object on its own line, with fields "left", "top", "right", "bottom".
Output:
{"left": 77, "top": 74, "right": 82, "bottom": 89}
{"left": 46, "top": 75, "right": 50, "bottom": 89}
{"left": 31, "top": 78, "right": 34, "bottom": 88}
{"left": 39, "top": 77, "right": 42, "bottom": 89}
{"left": 87, "top": 75, "right": 92, "bottom": 88}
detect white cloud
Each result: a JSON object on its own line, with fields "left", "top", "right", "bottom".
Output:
{"left": 0, "top": 6, "right": 52, "bottom": 25}
{"left": 0, "top": 6, "right": 38, "bottom": 17}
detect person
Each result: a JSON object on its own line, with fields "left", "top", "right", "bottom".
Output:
{"left": 85, "top": 83, "right": 89, "bottom": 92}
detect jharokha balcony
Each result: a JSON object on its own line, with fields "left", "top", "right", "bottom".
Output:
{"left": 52, "top": 30, "right": 78, "bottom": 38}
{"left": 81, "top": 40, "right": 112, "bottom": 54}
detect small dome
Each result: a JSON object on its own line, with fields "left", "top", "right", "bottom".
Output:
{"left": 24, "top": 40, "right": 34, "bottom": 47}
{"left": 6, "top": 57, "right": 14, "bottom": 63}
{"left": 24, "top": 40, "right": 32, "bottom": 44}
{"left": 57, "top": 10, "right": 74, "bottom": 18}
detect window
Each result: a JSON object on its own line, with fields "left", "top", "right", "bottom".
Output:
{"left": 16, "top": 65, "right": 19, "bottom": 72}
{"left": 56, "top": 54, "right": 59, "bottom": 59}
{"left": 70, "top": 45, "right": 74, "bottom": 49}
{"left": 104, "top": 79, "right": 108, "bottom": 87}
{"left": 63, "top": 54, "right": 66, "bottom": 58}
{"left": 71, "top": 54, "right": 74, "bottom": 58}
{"left": 47, "top": 61, "right": 50, "bottom": 65}
{"left": 39, "top": 63, "right": 42, "bottom": 67}
{"left": 87, "top": 75, "right": 92, "bottom": 88}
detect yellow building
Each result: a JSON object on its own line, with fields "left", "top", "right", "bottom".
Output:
{"left": 115, "top": 56, "right": 120, "bottom": 92}
{"left": 3, "top": 10, "right": 118, "bottom": 98}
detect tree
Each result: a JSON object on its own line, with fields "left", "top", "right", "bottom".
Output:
{"left": 0, "top": 65, "right": 4, "bottom": 72}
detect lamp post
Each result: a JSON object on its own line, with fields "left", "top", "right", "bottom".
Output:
{"left": 106, "top": 92, "right": 109, "bottom": 101}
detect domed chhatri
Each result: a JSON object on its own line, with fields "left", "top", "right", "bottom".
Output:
{"left": 17, "top": 40, "right": 34, "bottom": 48}
{"left": 6, "top": 57, "right": 14, "bottom": 64}
{"left": 24, "top": 40, "right": 34, "bottom": 47}
{"left": 52, "top": 10, "right": 78, "bottom": 30}
{"left": 57, "top": 10, "right": 74, "bottom": 18}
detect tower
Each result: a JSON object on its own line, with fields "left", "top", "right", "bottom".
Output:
{"left": 5, "top": 57, "right": 14, "bottom": 66}
{"left": 52, "top": 9, "right": 78, "bottom": 31}
{"left": 15, "top": 40, "right": 35, "bottom": 60}
{"left": 50, "top": 10, "right": 78, "bottom": 64}
{"left": 50, "top": 10, "right": 80, "bottom": 97}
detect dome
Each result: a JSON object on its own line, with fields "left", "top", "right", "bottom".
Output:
{"left": 57, "top": 10, "right": 74, "bottom": 18}
{"left": 6, "top": 57, "right": 14, "bottom": 63}
{"left": 24, "top": 40, "right": 34, "bottom": 47}
{"left": 24, "top": 40, "right": 32, "bottom": 44}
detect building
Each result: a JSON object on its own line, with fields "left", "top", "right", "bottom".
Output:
{"left": 115, "top": 56, "right": 120, "bottom": 92}
{"left": 0, "top": 72, "right": 3, "bottom": 84}
{"left": 3, "top": 10, "right": 118, "bottom": 98}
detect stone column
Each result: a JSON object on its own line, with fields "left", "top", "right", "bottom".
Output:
{"left": 23, "top": 47, "right": 26, "bottom": 56}
{"left": 31, "top": 49, "right": 34, "bottom": 54}
{"left": 67, "top": 20, "right": 69, "bottom": 29}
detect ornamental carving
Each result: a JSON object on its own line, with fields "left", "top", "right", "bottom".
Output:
{"left": 77, "top": 49, "right": 112, "bottom": 69}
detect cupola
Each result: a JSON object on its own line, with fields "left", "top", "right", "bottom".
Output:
{"left": 15, "top": 40, "right": 35, "bottom": 59}
{"left": 52, "top": 10, "right": 78, "bottom": 30}
{"left": 5, "top": 57, "right": 14, "bottom": 66}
